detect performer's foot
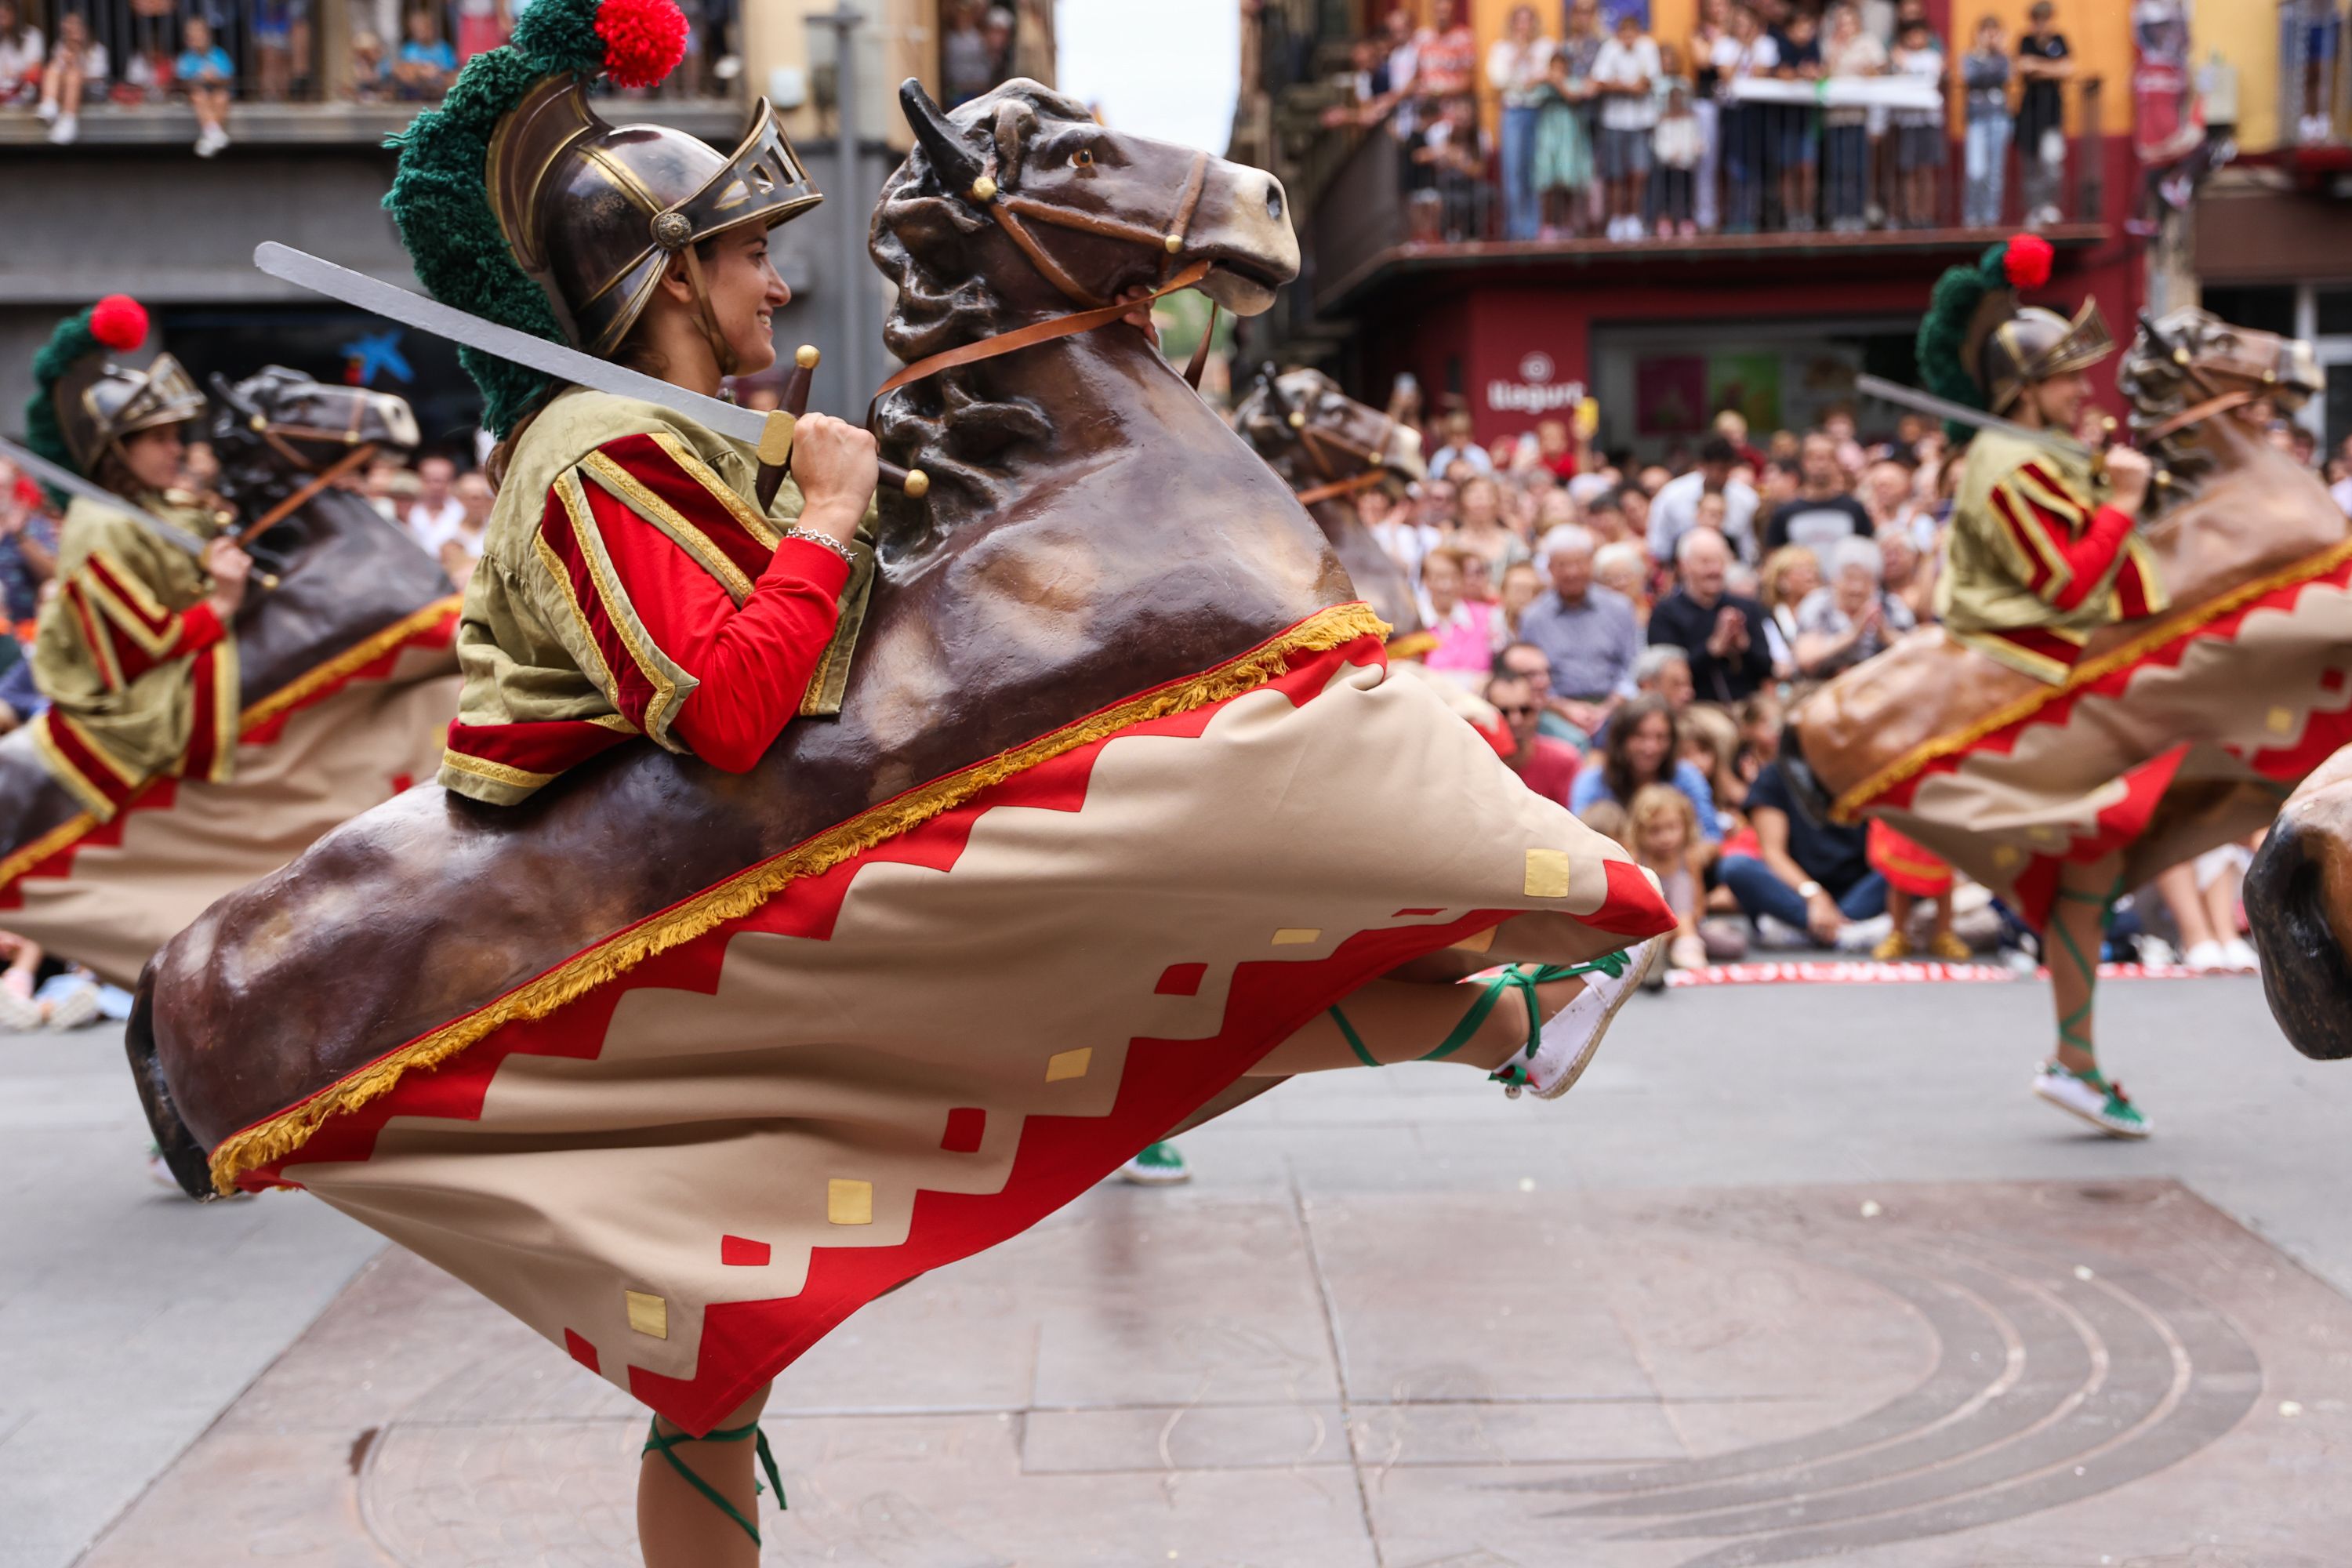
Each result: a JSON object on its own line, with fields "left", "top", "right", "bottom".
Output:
{"left": 1926, "top": 930, "right": 1973, "bottom": 963}
{"left": 1118, "top": 1142, "right": 1190, "bottom": 1185}
{"left": 1871, "top": 929, "right": 1914, "bottom": 962}
{"left": 1492, "top": 938, "right": 1659, "bottom": 1101}
{"left": 2032, "top": 1062, "right": 2151, "bottom": 1139}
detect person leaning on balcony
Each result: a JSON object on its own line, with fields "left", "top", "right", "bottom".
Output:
{"left": 1960, "top": 16, "right": 2012, "bottom": 227}
{"left": 1712, "top": 4, "right": 1779, "bottom": 234}
{"left": 1819, "top": 3, "right": 1883, "bottom": 233}
{"left": 1488, "top": 5, "right": 1556, "bottom": 242}
{"left": 2015, "top": 0, "right": 2072, "bottom": 227}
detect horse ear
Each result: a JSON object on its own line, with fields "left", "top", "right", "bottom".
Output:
{"left": 1258, "top": 364, "right": 1295, "bottom": 419}
{"left": 993, "top": 100, "right": 1035, "bottom": 189}
{"left": 209, "top": 370, "right": 258, "bottom": 419}
{"left": 900, "top": 78, "right": 985, "bottom": 197}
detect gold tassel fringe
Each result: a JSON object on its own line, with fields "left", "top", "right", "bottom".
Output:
{"left": 206, "top": 604, "right": 1391, "bottom": 1193}
{"left": 0, "top": 597, "right": 463, "bottom": 895}
{"left": 1831, "top": 538, "right": 2352, "bottom": 822}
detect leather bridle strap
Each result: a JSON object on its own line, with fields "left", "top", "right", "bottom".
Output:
{"left": 2139, "top": 387, "right": 2257, "bottom": 446}
{"left": 1294, "top": 467, "right": 1390, "bottom": 507}
{"left": 235, "top": 441, "right": 376, "bottom": 547}
{"left": 872, "top": 259, "right": 1214, "bottom": 411}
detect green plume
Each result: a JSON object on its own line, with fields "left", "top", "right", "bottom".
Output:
{"left": 1915, "top": 241, "right": 2011, "bottom": 439}
{"left": 23, "top": 306, "right": 100, "bottom": 488}
{"left": 382, "top": 0, "right": 609, "bottom": 437}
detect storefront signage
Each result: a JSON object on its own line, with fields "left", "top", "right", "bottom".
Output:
{"left": 1486, "top": 351, "right": 1586, "bottom": 416}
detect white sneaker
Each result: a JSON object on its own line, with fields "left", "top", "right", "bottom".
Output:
{"left": 1752, "top": 914, "right": 1811, "bottom": 951}
{"left": 44, "top": 980, "right": 100, "bottom": 1031}
{"left": 1497, "top": 938, "right": 1660, "bottom": 1100}
{"left": 35, "top": 96, "right": 57, "bottom": 122}
{"left": 1835, "top": 913, "right": 1895, "bottom": 954}
{"left": 2183, "top": 939, "right": 2230, "bottom": 972}
{"left": 2221, "top": 937, "right": 2260, "bottom": 972}
{"left": 0, "top": 989, "right": 39, "bottom": 1031}
{"left": 47, "top": 112, "right": 77, "bottom": 145}
{"left": 2031, "top": 1062, "right": 2151, "bottom": 1138}
{"left": 2137, "top": 935, "right": 2179, "bottom": 967}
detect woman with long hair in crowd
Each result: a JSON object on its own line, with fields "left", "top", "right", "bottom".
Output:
{"left": 1454, "top": 474, "right": 1530, "bottom": 579}
{"left": 1570, "top": 692, "right": 1723, "bottom": 841}
{"left": 1757, "top": 542, "right": 1820, "bottom": 677}
{"left": 1496, "top": 558, "right": 1544, "bottom": 644}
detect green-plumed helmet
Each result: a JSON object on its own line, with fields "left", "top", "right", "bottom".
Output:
{"left": 1916, "top": 234, "right": 2114, "bottom": 427}
{"left": 24, "top": 294, "right": 205, "bottom": 482}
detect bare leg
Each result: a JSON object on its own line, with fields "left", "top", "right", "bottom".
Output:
{"left": 1247, "top": 973, "right": 1588, "bottom": 1077}
{"left": 2049, "top": 854, "right": 2122, "bottom": 1078}
{"left": 639, "top": 1383, "right": 772, "bottom": 1568}
{"left": 2155, "top": 862, "right": 2218, "bottom": 951}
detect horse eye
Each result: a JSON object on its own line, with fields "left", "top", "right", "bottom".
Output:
{"left": 1072, "top": 147, "right": 1093, "bottom": 167}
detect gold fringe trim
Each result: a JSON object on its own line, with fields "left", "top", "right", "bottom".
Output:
{"left": 1831, "top": 538, "right": 2352, "bottom": 822}
{"left": 206, "top": 603, "right": 1392, "bottom": 1193}
{"left": 1, "top": 598, "right": 463, "bottom": 894}
{"left": 239, "top": 597, "right": 463, "bottom": 732}
{"left": 1385, "top": 631, "right": 1441, "bottom": 661}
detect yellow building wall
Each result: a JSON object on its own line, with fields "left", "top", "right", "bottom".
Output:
{"left": 2192, "top": 0, "right": 2279, "bottom": 152}
{"left": 742, "top": 0, "right": 943, "bottom": 152}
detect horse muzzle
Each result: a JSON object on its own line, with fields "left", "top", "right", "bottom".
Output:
{"left": 2244, "top": 808, "right": 2352, "bottom": 1062}
{"left": 1184, "top": 166, "right": 1299, "bottom": 318}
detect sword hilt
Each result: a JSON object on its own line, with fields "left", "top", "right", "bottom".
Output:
{"left": 754, "top": 343, "right": 930, "bottom": 511}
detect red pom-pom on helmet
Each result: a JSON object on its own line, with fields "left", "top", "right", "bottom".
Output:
{"left": 596, "top": 0, "right": 688, "bottom": 90}
{"left": 88, "top": 295, "right": 149, "bottom": 353}
{"left": 2002, "top": 233, "right": 2054, "bottom": 291}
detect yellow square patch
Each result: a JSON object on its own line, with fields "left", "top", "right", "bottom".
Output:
{"left": 2269, "top": 706, "right": 2296, "bottom": 735}
{"left": 1271, "top": 927, "right": 1322, "bottom": 946}
{"left": 1523, "top": 848, "right": 1574, "bottom": 898}
{"left": 827, "top": 1178, "right": 873, "bottom": 1225}
{"left": 625, "top": 1290, "right": 668, "bottom": 1339}
{"left": 1451, "top": 927, "right": 1496, "bottom": 953}
{"left": 1045, "top": 1047, "right": 1092, "bottom": 1082}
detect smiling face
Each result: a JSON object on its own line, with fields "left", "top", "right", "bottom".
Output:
{"left": 118, "top": 426, "right": 187, "bottom": 493}
{"left": 690, "top": 224, "right": 791, "bottom": 379}
{"left": 1625, "top": 712, "right": 1672, "bottom": 782}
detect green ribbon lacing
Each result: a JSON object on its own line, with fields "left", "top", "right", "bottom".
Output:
{"left": 643, "top": 1417, "right": 786, "bottom": 1545}
{"left": 2050, "top": 877, "right": 2125, "bottom": 1056}
{"left": 1326, "top": 952, "right": 1633, "bottom": 1084}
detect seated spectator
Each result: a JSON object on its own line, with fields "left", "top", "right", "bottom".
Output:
{"left": 404, "top": 453, "right": 463, "bottom": 550}
{"left": 1493, "top": 638, "right": 1584, "bottom": 746}
{"left": 1628, "top": 782, "right": 1711, "bottom": 971}
{"left": 1486, "top": 672, "right": 1580, "bottom": 806}
{"left": 1617, "top": 483, "right": 1653, "bottom": 549}
{"left": 1570, "top": 691, "right": 1724, "bottom": 840}
{"left": 1519, "top": 524, "right": 1641, "bottom": 734}
{"left": 0, "top": 1, "right": 42, "bottom": 107}
{"left": 252, "top": 0, "right": 312, "bottom": 101}
{"left": 1762, "top": 430, "right": 1874, "bottom": 553}
{"left": 1678, "top": 700, "right": 1744, "bottom": 811}
{"left": 1878, "top": 524, "right": 1936, "bottom": 622}
{"left": 1367, "top": 485, "right": 1440, "bottom": 581}
{"left": 1649, "top": 527, "right": 1774, "bottom": 702}
{"left": 347, "top": 29, "right": 390, "bottom": 101}
{"left": 1720, "top": 757, "right": 1887, "bottom": 947}
{"left": 1650, "top": 436, "right": 1759, "bottom": 563}
{"left": 1793, "top": 535, "right": 1913, "bottom": 676}
{"left": 1757, "top": 542, "right": 1820, "bottom": 676}
{"left": 1420, "top": 546, "right": 1501, "bottom": 681}
{"left": 1634, "top": 642, "right": 1693, "bottom": 710}
{"left": 1534, "top": 417, "right": 1582, "bottom": 478}
{"left": 1427, "top": 409, "right": 1493, "bottom": 479}
{"left": 438, "top": 470, "right": 494, "bottom": 589}
{"left": 0, "top": 931, "right": 103, "bottom": 1033}
{"left": 1454, "top": 475, "right": 1530, "bottom": 576}
{"left": 35, "top": 9, "right": 104, "bottom": 144}
{"left": 1592, "top": 539, "right": 1650, "bottom": 627}
{"left": 174, "top": 15, "right": 234, "bottom": 158}
{"left": 392, "top": 5, "right": 456, "bottom": 100}
{"left": 1496, "top": 559, "right": 1544, "bottom": 643}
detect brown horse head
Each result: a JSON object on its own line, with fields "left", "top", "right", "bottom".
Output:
{"left": 209, "top": 365, "right": 420, "bottom": 511}
{"left": 1229, "top": 365, "right": 1423, "bottom": 493}
{"left": 1229, "top": 365, "right": 1427, "bottom": 640}
{"left": 875, "top": 79, "right": 1295, "bottom": 520}
{"left": 2120, "top": 309, "right": 2322, "bottom": 514}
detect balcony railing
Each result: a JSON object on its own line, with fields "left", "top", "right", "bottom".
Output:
{"left": 0, "top": 0, "right": 735, "bottom": 125}
{"left": 1301, "top": 74, "right": 2106, "bottom": 313}
{"left": 2281, "top": 1, "right": 2351, "bottom": 147}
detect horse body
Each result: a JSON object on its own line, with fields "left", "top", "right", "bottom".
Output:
{"left": 0, "top": 368, "right": 456, "bottom": 985}
{"left": 1229, "top": 366, "right": 1426, "bottom": 643}
{"left": 135, "top": 79, "right": 1338, "bottom": 1188}
{"left": 1789, "top": 311, "right": 2350, "bottom": 933}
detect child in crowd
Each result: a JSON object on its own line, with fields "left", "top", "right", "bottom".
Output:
{"left": 0, "top": 931, "right": 103, "bottom": 1033}
{"left": 1889, "top": 17, "right": 1945, "bottom": 227}
{"left": 35, "top": 9, "right": 104, "bottom": 144}
{"left": 174, "top": 15, "right": 234, "bottom": 158}
{"left": 1629, "top": 783, "right": 1711, "bottom": 973}
{"left": 392, "top": 5, "right": 456, "bottom": 100}
{"left": 1653, "top": 72, "right": 1702, "bottom": 237}
{"left": 1865, "top": 819, "right": 1969, "bottom": 961}
{"left": 0, "top": 0, "right": 42, "bottom": 107}
{"left": 348, "top": 31, "right": 390, "bottom": 100}
{"left": 1777, "top": 8, "right": 1824, "bottom": 231}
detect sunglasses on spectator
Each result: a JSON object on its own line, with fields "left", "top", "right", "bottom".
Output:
{"left": 1494, "top": 704, "right": 1540, "bottom": 718}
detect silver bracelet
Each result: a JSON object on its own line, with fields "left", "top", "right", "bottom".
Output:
{"left": 781, "top": 526, "right": 856, "bottom": 565}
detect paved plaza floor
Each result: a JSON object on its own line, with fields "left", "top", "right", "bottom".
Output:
{"left": 9, "top": 975, "right": 2352, "bottom": 1566}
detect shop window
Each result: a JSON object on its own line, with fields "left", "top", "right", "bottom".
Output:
{"left": 2201, "top": 285, "right": 2296, "bottom": 338}
{"left": 2318, "top": 289, "right": 2352, "bottom": 337}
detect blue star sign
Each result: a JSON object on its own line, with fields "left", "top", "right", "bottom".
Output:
{"left": 342, "top": 329, "right": 413, "bottom": 387}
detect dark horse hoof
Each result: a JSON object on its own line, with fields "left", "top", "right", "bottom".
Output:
{"left": 123, "top": 966, "right": 220, "bottom": 1201}
{"left": 2243, "top": 812, "right": 2352, "bottom": 1062}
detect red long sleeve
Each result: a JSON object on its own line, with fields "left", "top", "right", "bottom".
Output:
{"left": 634, "top": 536, "right": 851, "bottom": 771}
{"left": 1988, "top": 460, "right": 2139, "bottom": 613}
{"left": 2045, "top": 505, "right": 2135, "bottom": 612}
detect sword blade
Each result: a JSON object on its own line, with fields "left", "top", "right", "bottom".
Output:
{"left": 253, "top": 243, "right": 771, "bottom": 449}
{"left": 0, "top": 435, "right": 210, "bottom": 556}
{"left": 1854, "top": 373, "right": 2091, "bottom": 457}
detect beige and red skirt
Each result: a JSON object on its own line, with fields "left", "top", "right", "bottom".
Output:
{"left": 227, "top": 624, "right": 1672, "bottom": 1434}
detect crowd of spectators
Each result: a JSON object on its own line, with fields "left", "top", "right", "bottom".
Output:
{"left": 1319, "top": 0, "right": 2082, "bottom": 244}
{"left": 1371, "top": 380, "right": 2352, "bottom": 974}
{"left": 2, "top": 0, "right": 749, "bottom": 146}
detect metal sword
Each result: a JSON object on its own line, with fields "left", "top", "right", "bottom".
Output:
{"left": 252, "top": 243, "right": 924, "bottom": 497}
{"left": 0, "top": 434, "right": 212, "bottom": 555}
{"left": 1853, "top": 373, "right": 2096, "bottom": 458}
